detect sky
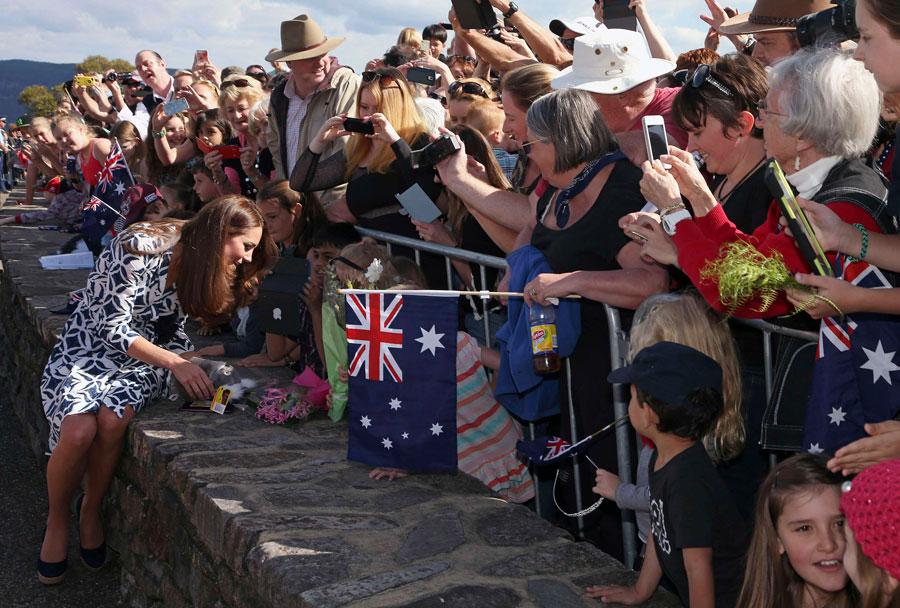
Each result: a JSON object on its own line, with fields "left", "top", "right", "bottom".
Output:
{"left": 0, "top": 0, "right": 757, "bottom": 74}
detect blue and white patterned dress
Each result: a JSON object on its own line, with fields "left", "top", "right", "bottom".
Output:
{"left": 41, "top": 227, "right": 191, "bottom": 452}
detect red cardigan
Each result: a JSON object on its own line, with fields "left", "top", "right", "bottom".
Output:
{"left": 672, "top": 200, "right": 880, "bottom": 318}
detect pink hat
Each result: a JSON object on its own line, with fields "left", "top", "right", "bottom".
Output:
{"left": 841, "top": 459, "right": 900, "bottom": 580}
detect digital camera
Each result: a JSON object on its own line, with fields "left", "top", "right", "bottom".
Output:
{"left": 797, "top": 0, "right": 858, "bottom": 47}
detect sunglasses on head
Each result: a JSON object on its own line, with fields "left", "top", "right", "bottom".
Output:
{"left": 221, "top": 78, "right": 253, "bottom": 89}
{"left": 428, "top": 92, "right": 447, "bottom": 106}
{"left": 447, "top": 55, "right": 477, "bottom": 64}
{"left": 673, "top": 64, "right": 734, "bottom": 97}
{"left": 329, "top": 256, "right": 365, "bottom": 272}
{"left": 361, "top": 71, "right": 397, "bottom": 86}
{"left": 449, "top": 81, "right": 489, "bottom": 98}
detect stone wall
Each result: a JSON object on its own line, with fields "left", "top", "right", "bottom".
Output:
{"left": 0, "top": 208, "right": 680, "bottom": 608}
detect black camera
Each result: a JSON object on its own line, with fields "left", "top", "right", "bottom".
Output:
{"left": 410, "top": 134, "right": 461, "bottom": 169}
{"left": 797, "top": 0, "right": 858, "bottom": 47}
{"left": 105, "top": 72, "right": 139, "bottom": 84}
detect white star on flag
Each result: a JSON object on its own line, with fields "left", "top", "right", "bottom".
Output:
{"left": 402, "top": 432, "right": 409, "bottom": 439}
{"left": 415, "top": 325, "right": 445, "bottom": 356}
{"left": 808, "top": 443, "right": 824, "bottom": 454}
{"left": 828, "top": 407, "right": 847, "bottom": 426}
{"left": 382, "top": 437, "right": 393, "bottom": 450}
{"left": 389, "top": 398, "right": 402, "bottom": 411}
{"left": 430, "top": 423, "right": 444, "bottom": 436}
{"left": 860, "top": 340, "right": 900, "bottom": 385}
{"left": 360, "top": 415, "right": 372, "bottom": 429}
{"left": 114, "top": 181, "right": 126, "bottom": 196}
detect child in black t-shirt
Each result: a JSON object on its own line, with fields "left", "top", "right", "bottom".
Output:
{"left": 586, "top": 341, "right": 748, "bottom": 608}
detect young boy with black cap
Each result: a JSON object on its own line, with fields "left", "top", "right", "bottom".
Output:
{"left": 587, "top": 341, "right": 747, "bottom": 608}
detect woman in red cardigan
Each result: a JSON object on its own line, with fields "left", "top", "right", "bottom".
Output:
{"left": 623, "top": 47, "right": 891, "bottom": 319}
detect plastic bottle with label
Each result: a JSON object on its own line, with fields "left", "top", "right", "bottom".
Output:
{"left": 529, "top": 302, "right": 560, "bottom": 374}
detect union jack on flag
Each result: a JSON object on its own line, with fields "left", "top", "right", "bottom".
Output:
{"left": 346, "top": 292, "right": 404, "bottom": 382}
{"left": 346, "top": 291, "right": 458, "bottom": 471}
{"left": 96, "top": 141, "right": 129, "bottom": 194}
{"left": 80, "top": 140, "right": 134, "bottom": 250}
{"left": 804, "top": 254, "right": 900, "bottom": 454}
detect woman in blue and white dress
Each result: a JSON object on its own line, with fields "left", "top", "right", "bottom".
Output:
{"left": 37, "top": 196, "right": 275, "bottom": 584}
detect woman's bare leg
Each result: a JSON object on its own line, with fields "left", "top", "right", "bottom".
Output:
{"left": 79, "top": 405, "right": 134, "bottom": 549}
{"left": 40, "top": 414, "right": 97, "bottom": 562}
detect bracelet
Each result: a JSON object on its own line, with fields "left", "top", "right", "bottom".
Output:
{"left": 212, "top": 173, "right": 226, "bottom": 185}
{"left": 659, "top": 203, "right": 686, "bottom": 218}
{"left": 847, "top": 223, "right": 868, "bottom": 263}
{"left": 283, "top": 355, "right": 293, "bottom": 366}
{"left": 152, "top": 129, "right": 166, "bottom": 139}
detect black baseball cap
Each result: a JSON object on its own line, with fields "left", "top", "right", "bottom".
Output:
{"left": 607, "top": 341, "right": 723, "bottom": 409}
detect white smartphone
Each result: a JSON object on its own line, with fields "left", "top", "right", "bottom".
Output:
{"left": 642, "top": 115, "right": 670, "bottom": 169}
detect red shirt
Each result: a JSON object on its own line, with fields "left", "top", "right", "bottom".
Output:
{"left": 628, "top": 87, "right": 689, "bottom": 149}
{"left": 672, "top": 200, "right": 880, "bottom": 318}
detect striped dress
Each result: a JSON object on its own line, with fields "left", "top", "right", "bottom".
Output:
{"left": 456, "top": 332, "right": 535, "bottom": 503}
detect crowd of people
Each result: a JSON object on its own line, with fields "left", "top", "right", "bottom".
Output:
{"left": 3, "top": 0, "right": 899, "bottom": 604}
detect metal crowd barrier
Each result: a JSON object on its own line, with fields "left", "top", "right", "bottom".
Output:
{"left": 356, "top": 228, "right": 638, "bottom": 566}
{"left": 355, "top": 228, "right": 824, "bottom": 570}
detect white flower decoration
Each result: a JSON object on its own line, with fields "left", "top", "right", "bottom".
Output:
{"left": 365, "top": 258, "right": 383, "bottom": 284}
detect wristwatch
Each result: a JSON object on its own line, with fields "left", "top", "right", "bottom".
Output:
{"left": 662, "top": 208, "right": 692, "bottom": 235}
{"left": 503, "top": 2, "right": 519, "bottom": 19}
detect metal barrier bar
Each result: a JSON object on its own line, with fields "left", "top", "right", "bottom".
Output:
{"left": 605, "top": 305, "right": 638, "bottom": 570}
{"left": 566, "top": 358, "right": 586, "bottom": 537}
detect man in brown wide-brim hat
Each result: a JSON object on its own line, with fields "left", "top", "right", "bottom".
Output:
{"left": 717, "top": 0, "right": 835, "bottom": 66}
{"left": 265, "top": 14, "right": 361, "bottom": 207}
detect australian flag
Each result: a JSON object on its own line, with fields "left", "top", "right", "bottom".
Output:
{"left": 81, "top": 141, "right": 134, "bottom": 251}
{"left": 803, "top": 255, "right": 900, "bottom": 454}
{"left": 346, "top": 291, "right": 458, "bottom": 470}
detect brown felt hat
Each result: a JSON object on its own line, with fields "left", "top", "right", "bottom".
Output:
{"left": 265, "top": 14, "right": 345, "bottom": 62}
{"left": 719, "top": 0, "right": 836, "bottom": 35}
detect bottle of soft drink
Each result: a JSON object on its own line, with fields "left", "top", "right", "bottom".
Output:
{"left": 529, "top": 302, "right": 560, "bottom": 374}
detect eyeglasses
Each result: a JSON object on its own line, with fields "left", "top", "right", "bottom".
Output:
{"left": 247, "top": 71, "right": 268, "bottom": 82}
{"left": 428, "top": 92, "right": 447, "bottom": 106}
{"left": 361, "top": 71, "right": 397, "bottom": 87}
{"left": 329, "top": 256, "right": 365, "bottom": 272}
{"left": 755, "top": 98, "right": 785, "bottom": 125}
{"left": 448, "top": 81, "right": 489, "bottom": 98}
{"left": 674, "top": 64, "right": 734, "bottom": 97}
{"left": 447, "top": 55, "right": 477, "bottom": 64}
{"left": 559, "top": 37, "right": 576, "bottom": 51}
{"left": 221, "top": 78, "right": 252, "bottom": 89}
{"left": 520, "top": 136, "right": 549, "bottom": 154}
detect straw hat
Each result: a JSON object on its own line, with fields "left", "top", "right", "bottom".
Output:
{"left": 265, "top": 14, "right": 345, "bottom": 62}
{"left": 551, "top": 29, "right": 675, "bottom": 95}
{"left": 719, "top": 0, "right": 836, "bottom": 35}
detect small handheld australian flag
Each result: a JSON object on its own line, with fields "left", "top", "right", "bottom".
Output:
{"left": 81, "top": 140, "right": 134, "bottom": 251}
{"left": 346, "top": 290, "right": 458, "bottom": 470}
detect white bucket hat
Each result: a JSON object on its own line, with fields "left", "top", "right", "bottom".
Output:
{"left": 551, "top": 29, "right": 675, "bottom": 95}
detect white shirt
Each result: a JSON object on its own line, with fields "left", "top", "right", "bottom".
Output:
{"left": 118, "top": 78, "right": 174, "bottom": 139}
{"left": 787, "top": 155, "right": 843, "bottom": 199}
{"left": 284, "top": 74, "right": 312, "bottom": 177}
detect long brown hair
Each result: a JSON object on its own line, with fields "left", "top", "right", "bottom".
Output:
{"left": 737, "top": 454, "right": 856, "bottom": 608}
{"left": 123, "top": 196, "right": 276, "bottom": 325}
{"left": 861, "top": 0, "right": 900, "bottom": 38}
{"left": 343, "top": 67, "right": 429, "bottom": 178}
{"left": 447, "top": 125, "right": 511, "bottom": 235}
{"left": 256, "top": 179, "right": 326, "bottom": 255}
{"left": 853, "top": 542, "right": 900, "bottom": 608}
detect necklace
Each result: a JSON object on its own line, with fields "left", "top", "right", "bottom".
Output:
{"left": 554, "top": 150, "right": 625, "bottom": 227}
{"left": 715, "top": 156, "right": 766, "bottom": 203}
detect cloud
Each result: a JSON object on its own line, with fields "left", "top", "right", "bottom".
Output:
{"left": 0, "top": 0, "right": 758, "bottom": 73}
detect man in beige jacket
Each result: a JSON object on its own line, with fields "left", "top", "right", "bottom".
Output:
{"left": 266, "top": 14, "right": 360, "bottom": 208}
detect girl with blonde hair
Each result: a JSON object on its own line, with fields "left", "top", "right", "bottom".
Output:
{"left": 447, "top": 77, "right": 495, "bottom": 125}
{"left": 290, "top": 67, "right": 445, "bottom": 284}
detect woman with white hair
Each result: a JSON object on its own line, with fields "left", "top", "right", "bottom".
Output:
{"left": 629, "top": 47, "right": 891, "bottom": 319}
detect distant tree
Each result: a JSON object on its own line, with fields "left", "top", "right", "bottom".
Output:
{"left": 75, "top": 55, "right": 134, "bottom": 75}
{"left": 18, "top": 85, "right": 57, "bottom": 118}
